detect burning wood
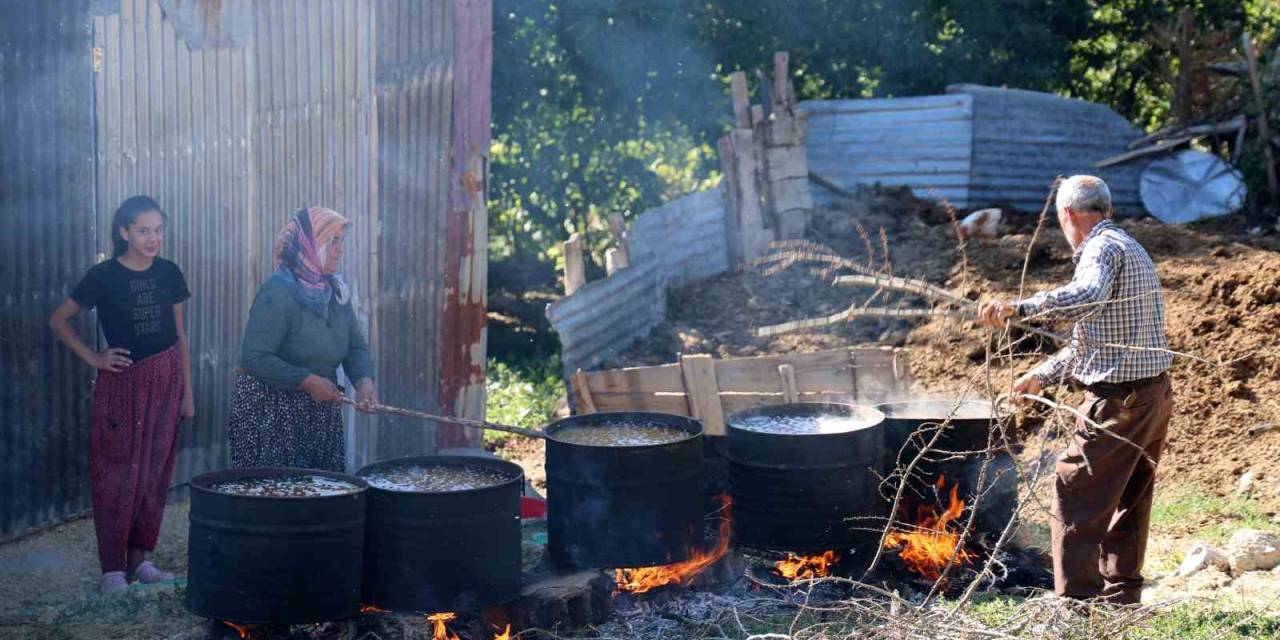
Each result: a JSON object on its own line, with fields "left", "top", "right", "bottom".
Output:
{"left": 220, "top": 621, "right": 250, "bottom": 639}
{"left": 493, "top": 624, "right": 513, "bottom": 640}
{"left": 427, "top": 612, "right": 461, "bottom": 640}
{"left": 773, "top": 550, "right": 840, "bottom": 581}
{"left": 614, "top": 495, "right": 732, "bottom": 595}
{"left": 883, "top": 475, "right": 974, "bottom": 580}
{"left": 360, "top": 604, "right": 390, "bottom": 614}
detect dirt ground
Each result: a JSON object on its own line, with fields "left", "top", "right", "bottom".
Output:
{"left": 605, "top": 185, "right": 1280, "bottom": 515}
{"left": 0, "top": 502, "right": 199, "bottom": 639}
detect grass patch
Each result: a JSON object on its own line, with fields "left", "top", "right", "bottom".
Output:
{"left": 963, "top": 595, "right": 1280, "bottom": 639}
{"left": 485, "top": 356, "right": 565, "bottom": 444}
{"left": 1146, "top": 486, "right": 1279, "bottom": 574}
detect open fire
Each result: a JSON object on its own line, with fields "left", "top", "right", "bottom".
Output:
{"left": 221, "top": 621, "right": 250, "bottom": 639}
{"left": 773, "top": 550, "right": 840, "bottom": 581}
{"left": 614, "top": 495, "right": 732, "bottom": 595}
{"left": 883, "top": 475, "right": 973, "bottom": 580}
{"left": 427, "top": 613, "right": 461, "bottom": 640}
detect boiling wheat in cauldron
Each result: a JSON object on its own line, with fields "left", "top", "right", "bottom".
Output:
{"left": 362, "top": 463, "right": 512, "bottom": 492}
{"left": 551, "top": 421, "right": 690, "bottom": 446}
{"left": 209, "top": 474, "right": 362, "bottom": 497}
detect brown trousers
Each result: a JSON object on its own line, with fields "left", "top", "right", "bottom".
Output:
{"left": 1051, "top": 374, "right": 1173, "bottom": 604}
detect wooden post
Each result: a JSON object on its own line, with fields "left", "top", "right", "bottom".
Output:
{"left": 777, "top": 364, "right": 799, "bottom": 404}
{"left": 606, "top": 213, "right": 629, "bottom": 271}
{"left": 1243, "top": 32, "right": 1280, "bottom": 210}
{"left": 562, "top": 232, "right": 585, "bottom": 295}
{"left": 1174, "top": 9, "right": 1194, "bottom": 127}
{"left": 572, "top": 370, "right": 596, "bottom": 414}
{"left": 681, "top": 354, "right": 726, "bottom": 436}
{"left": 772, "top": 52, "right": 791, "bottom": 112}
{"left": 751, "top": 104, "right": 765, "bottom": 126}
{"left": 730, "top": 71, "right": 751, "bottom": 130}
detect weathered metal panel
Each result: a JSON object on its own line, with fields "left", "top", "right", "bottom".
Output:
{"left": 0, "top": 0, "right": 98, "bottom": 539}
{"left": 370, "top": 0, "right": 458, "bottom": 454}
{"left": 91, "top": 0, "right": 256, "bottom": 499}
{"left": 952, "top": 84, "right": 1146, "bottom": 215}
{"left": 2, "top": 0, "right": 485, "bottom": 536}
{"left": 803, "top": 95, "right": 974, "bottom": 208}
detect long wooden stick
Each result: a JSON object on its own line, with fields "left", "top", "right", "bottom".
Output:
{"left": 341, "top": 398, "right": 547, "bottom": 440}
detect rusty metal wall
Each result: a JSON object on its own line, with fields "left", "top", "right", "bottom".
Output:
{"left": 367, "top": 0, "right": 455, "bottom": 458}
{"left": 0, "top": 0, "right": 98, "bottom": 540}
{"left": 0, "top": 0, "right": 487, "bottom": 538}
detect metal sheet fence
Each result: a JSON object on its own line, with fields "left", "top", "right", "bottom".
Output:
{"left": 0, "top": 0, "right": 98, "bottom": 540}
{"left": 0, "top": 0, "right": 477, "bottom": 539}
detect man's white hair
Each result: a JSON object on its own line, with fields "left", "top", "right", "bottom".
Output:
{"left": 1056, "top": 175, "right": 1112, "bottom": 217}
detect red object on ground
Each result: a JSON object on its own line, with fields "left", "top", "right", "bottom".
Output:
{"left": 520, "top": 496, "right": 547, "bottom": 519}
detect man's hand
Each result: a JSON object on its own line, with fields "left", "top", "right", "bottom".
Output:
{"left": 356, "top": 379, "right": 379, "bottom": 414}
{"left": 1012, "top": 373, "right": 1043, "bottom": 409}
{"left": 977, "top": 299, "right": 1017, "bottom": 328}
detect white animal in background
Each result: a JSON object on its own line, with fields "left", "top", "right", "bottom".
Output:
{"left": 958, "top": 208, "right": 1002, "bottom": 238}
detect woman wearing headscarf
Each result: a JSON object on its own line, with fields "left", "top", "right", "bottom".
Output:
{"left": 227, "top": 207, "right": 377, "bottom": 471}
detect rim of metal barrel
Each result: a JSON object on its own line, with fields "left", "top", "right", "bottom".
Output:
{"left": 544, "top": 410, "right": 704, "bottom": 446}
{"left": 190, "top": 467, "right": 369, "bottom": 499}
{"left": 725, "top": 402, "right": 885, "bottom": 437}
{"left": 874, "top": 398, "right": 1002, "bottom": 422}
{"left": 355, "top": 454, "right": 525, "bottom": 496}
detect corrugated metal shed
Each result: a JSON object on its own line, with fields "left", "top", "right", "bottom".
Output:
{"left": 0, "top": 0, "right": 98, "bottom": 540}
{"left": 953, "top": 84, "right": 1146, "bottom": 215}
{"left": 0, "top": 0, "right": 490, "bottom": 539}
{"left": 804, "top": 95, "right": 975, "bottom": 208}
{"left": 803, "top": 86, "right": 1147, "bottom": 214}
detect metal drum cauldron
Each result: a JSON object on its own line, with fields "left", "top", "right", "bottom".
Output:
{"left": 186, "top": 468, "right": 367, "bottom": 625}
{"left": 726, "top": 403, "right": 885, "bottom": 552}
{"left": 545, "top": 411, "right": 705, "bottom": 568}
{"left": 358, "top": 455, "right": 524, "bottom": 613}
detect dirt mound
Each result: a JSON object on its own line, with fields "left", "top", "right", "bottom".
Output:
{"left": 614, "top": 186, "right": 1280, "bottom": 512}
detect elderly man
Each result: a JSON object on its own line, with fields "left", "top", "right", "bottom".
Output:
{"left": 978, "top": 175, "right": 1173, "bottom": 605}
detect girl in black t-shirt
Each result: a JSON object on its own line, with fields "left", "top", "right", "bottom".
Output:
{"left": 50, "top": 195, "right": 194, "bottom": 595}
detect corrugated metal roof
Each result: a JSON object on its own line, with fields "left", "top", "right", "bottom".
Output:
{"left": 803, "top": 95, "right": 974, "bottom": 208}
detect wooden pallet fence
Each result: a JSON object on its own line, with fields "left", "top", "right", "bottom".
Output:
{"left": 569, "top": 347, "right": 911, "bottom": 436}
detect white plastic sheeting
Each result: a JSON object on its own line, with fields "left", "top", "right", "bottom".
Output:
{"left": 1140, "top": 150, "right": 1247, "bottom": 223}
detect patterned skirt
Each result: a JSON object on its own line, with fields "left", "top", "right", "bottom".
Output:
{"left": 227, "top": 372, "right": 345, "bottom": 472}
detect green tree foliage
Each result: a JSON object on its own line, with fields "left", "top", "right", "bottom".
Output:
{"left": 490, "top": 1, "right": 1280, "bottom": 265}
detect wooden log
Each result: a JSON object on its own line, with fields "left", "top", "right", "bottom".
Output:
{"left": 1243, "top": 32, "right": 1280, "bottom": 208}
{"left": 730, "top": 71, "right": 751, "bottom": 130}
{"left": 1095, "top": 136, "right": 1194, "bottom": 168}
{"left": 562, "top": 232, "right": 585, "bottom": 295}
{"left": 681, "top": 354, "right": 726, "bottom": 436}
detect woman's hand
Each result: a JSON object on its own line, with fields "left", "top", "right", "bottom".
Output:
{"left": 180, "top": 390, "right": 196, "bottom": 422}
{"left": 89, "top": 347, "right": 133, "bottom": 373}
{"left": 300, "top": 374, "right": 343, "bottom": 404}
{"left": 356, "top": 379, "right": 379, "bottom": 414}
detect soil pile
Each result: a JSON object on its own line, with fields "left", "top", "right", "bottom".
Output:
{"left": 613, "top": 185, "right": 1280, "bottom": 511}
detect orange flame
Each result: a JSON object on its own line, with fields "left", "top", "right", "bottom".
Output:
{"left": 493, "top": 624, "right": 513, "bottom": 640}
{"left": 614, "top": 495, "right": 732, "bottom": 595}
{"left": 426, "top": 612, "right": 461, "bottom": 640}
{"left": 221, "top": 621, "right": 250, "bottom": 639}
{"left": 883, "top": 475, "right": 973, "bottom": 580}
{"left": 773, "top": 550, "right": 840, "bottom": 580}
{"left": 360, "top": 604, "right": 389, "bottom": 614}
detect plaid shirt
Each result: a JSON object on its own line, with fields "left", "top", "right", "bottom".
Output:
{"left": 1016, "top": 220, "right": 1171, "bottom": 386}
